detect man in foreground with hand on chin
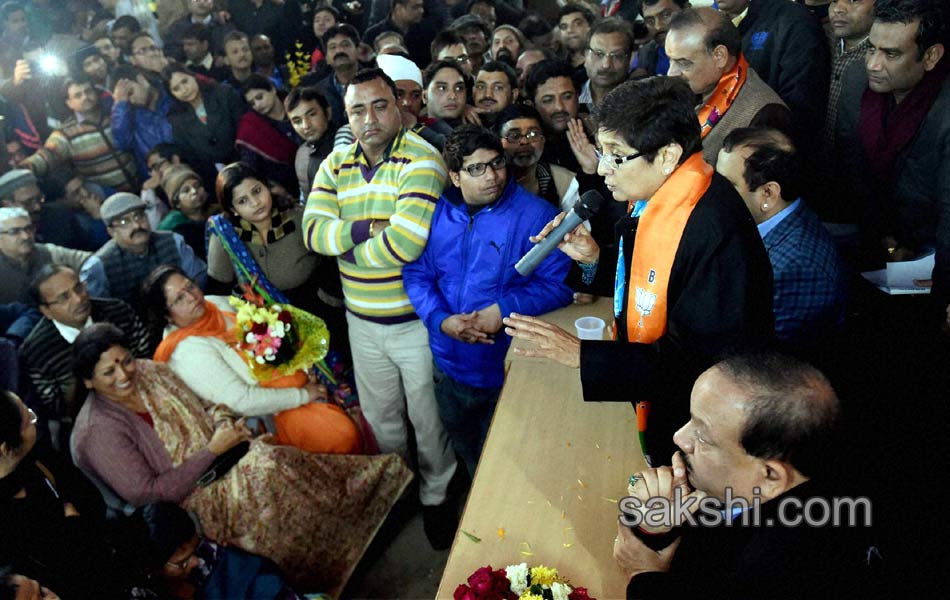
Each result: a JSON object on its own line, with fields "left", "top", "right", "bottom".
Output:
{"left": 614, "top": 353, "right": 876, "bottom": 598}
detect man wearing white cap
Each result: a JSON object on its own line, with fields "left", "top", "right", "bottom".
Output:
{"left": 0, "top": 207, "right": 91, "bottom": 305}
{"left": 80, "top": 192, "right": 207, "bottom": 306}
{"left": 377, "top": 53, "right": 455, "bottom": 151}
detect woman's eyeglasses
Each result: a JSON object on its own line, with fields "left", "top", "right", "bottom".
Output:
{"left": 594, "top": 149, "right": 642, "bottom": 171}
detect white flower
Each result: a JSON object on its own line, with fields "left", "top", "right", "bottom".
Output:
{"left": 551, "top": 582, "right": 572, "bottom": 600}
{"left": 272, "top": 321, "right": 285, "bottom": 337}
{"left": 255, "top": 356, "right": 265, "bottom": 364}
{"left": 245, "top": 333, "right": 257, "bottom": 343}
{"left": 264, "top": 347, "right": 275, "bottom": 356}
{"left": 505, "top": 563, "right": 528, "bottom": 596}
{"left": 272, "top": 304, "right": 282, "bottom": 312}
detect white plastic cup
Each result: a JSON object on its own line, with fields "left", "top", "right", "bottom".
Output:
{"left": 574, "top": 316, "right": 606, "bottom": 340}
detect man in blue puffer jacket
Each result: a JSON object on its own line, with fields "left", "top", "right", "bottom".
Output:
{"left": 404, "top": 124, "right": 573, "bottom": 477}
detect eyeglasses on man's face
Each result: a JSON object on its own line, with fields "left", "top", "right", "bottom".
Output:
{"left": 586, "top": 47, "right": 630, "bottom": 64}
{"left": 461, "top": 155, "right": 507, "bottom": 177}
{"left": 44, "top": 280, "right": 87, "bottom": 307}
{"left": 13, "top": 193, "right": 43, "bottom": 210}
{"left": 503, "top": 130, "right": 544, "bottom": 144}
{"left": 0, "top": 223, "right": 35, "bottom": 237}
{"left": 111, "top": 210, "right": 148, "bottom": 228}
{"left": 166, "top": 546, "right": 198, "bottom": 571}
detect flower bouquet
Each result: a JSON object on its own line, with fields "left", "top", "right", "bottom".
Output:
{"left": 228, "top": 294, "right": 330, "bottom": 382}
{"left": 455, "top": 563, "right": 595, "bottom": 600}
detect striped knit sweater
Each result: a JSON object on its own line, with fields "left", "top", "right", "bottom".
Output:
{"left": 303, "top": 128, "right": 447, "bottom": 323}
{"left": 19, "top": 298, "right": 153, "bottom": 421}
{"left": 21, "top": 111, "right": 138, "bottom": 192}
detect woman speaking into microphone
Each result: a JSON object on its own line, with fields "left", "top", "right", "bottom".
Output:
{"left": 504, "top": 77, "right": 774, "bottom": 466}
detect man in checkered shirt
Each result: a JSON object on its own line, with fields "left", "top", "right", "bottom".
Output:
{"left": 716, "top": 127, "right": 847, "bottom": 350}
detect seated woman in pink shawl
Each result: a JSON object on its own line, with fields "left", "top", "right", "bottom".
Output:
{"left": 70, "top": 323, "right": 412, "bottom": 595}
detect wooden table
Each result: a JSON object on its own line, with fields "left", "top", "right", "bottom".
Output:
{"left": 436, "top": 299, "right": 647, "bottom": 599}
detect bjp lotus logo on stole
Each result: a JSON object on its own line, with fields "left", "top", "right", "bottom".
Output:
{"left": 635, "top": 286, "right": 657, "bottom": 329}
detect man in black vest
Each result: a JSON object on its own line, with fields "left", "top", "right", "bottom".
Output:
{"left": 80, "top": 193, "right": 207, "bottom": 307}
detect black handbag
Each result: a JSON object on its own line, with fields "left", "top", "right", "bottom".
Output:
{"left": 196, "top": 441, "right": 250, "bottom": 488}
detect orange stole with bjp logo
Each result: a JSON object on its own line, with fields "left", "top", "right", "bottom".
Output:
{"left": 625, "top": 153, "right": 713, "bottom": 343}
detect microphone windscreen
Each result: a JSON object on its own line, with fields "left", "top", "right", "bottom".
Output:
{"left": 574, "top": 189, "right": 606, "bottom": 220}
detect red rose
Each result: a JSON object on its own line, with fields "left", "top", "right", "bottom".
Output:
{"left": 468, "top": 566, "right": 494, "bottom": 595}
{"left": 489, "top": 569, "right": 511, "bottom": 595}
{"left": 251, "top": 322, "right": 268, "bottom": 335}
{"left": 568, "top": 587, "right": 594, "bottom": 600}
{"left": 454, "top": 584, "right": 476, "bottom": 600}
{"left": 278, "top": 310, "right": 292, "bottom": 324}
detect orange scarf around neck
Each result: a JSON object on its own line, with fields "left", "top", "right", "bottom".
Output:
{"left": 625, "top": 153, "right": 713, "bottom": 343}
{"left": 153, "top": 300, "right": 234, "bottom": 363}
{"left": 153, "top": 299, "right": 308, "bottom": 388}
{"left": 698, "top": 54, "right": 749, "bottom": 139}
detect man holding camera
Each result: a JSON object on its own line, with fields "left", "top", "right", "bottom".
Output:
{"left": 19, "top": 77, "right": 138, "bottom": 193}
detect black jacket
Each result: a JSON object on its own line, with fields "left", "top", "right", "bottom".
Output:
{"left": 737, "top": 0, "right": 830, "bottom": 155}
{"left": 312, "top": 72, "right": 346, "bottom": 130}
{"left": 891, "top": 76, "right": 950, "bottom": 313}
{"left": 626, "top": 479, "right": 880, "bottom": 599}
{"left": 0, "top": 446, "right": 127, "bottom": 599}
{"left": 363, "top": 17, "right": 438, "bottom": 70}
{"left": 167, "top": 83, "right": 245, "bottom": 191}
{"left": 580, "top": 172, "right": 774, "bottom": 464}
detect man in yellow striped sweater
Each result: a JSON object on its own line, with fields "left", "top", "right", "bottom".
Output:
{"left": 303, "top": 68, "right": 459, "bottom": 549}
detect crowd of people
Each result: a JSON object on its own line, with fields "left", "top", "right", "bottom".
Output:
{"left": 1, "top": 0, "right": 948, "bottom": 597}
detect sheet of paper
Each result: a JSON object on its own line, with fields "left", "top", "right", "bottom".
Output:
{"left": 861, "top": 252, "right": 935, "bottom": 295}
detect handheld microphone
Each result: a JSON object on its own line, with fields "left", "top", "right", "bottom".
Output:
{"left": 515, "top": 190, "right": 606, "bottom": 277}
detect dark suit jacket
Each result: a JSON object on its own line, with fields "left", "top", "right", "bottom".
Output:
{"left": 166, "top": 82, "right": 245, "bottom": 191}
{"left": 737, "top": 0, "right": 829, "bottom": 155}
{"left": 0, "top": 445, "right": 121, "bottom": 598}
{"left": 626, "top": 480, "right": 879, "bottom": 599}
{"left": 580, "top": 172, "right": 774, "bottom": 464}
{"left": 314, "top": 72, "right": 346, "bottom": 130}
{"left": 891, "top": 76, "right": 950, "bottom": 312}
